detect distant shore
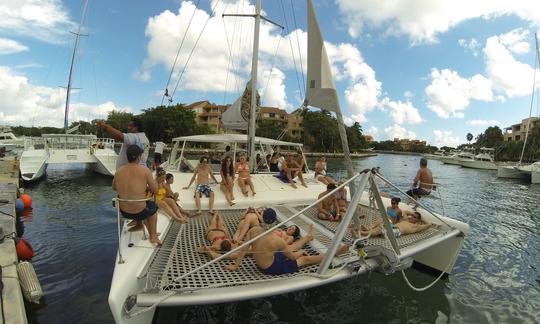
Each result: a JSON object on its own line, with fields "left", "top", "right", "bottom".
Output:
{"left": 373, "top": 150, "right": 423, "bottom": 156}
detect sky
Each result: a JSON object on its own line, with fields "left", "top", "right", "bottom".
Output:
{"left": 1, "top": 0, "right": 540, "bottom": 148}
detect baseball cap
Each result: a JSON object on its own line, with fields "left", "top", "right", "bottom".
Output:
{"left": 262, "top": 208, "right": 277, "bottom": 224}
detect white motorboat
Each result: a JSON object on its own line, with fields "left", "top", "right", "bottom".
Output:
{"left": 423, "top": 150, "right": 445, "bottom": 160}
{"left": 0, "top": 126, "right": 25, "bottom": 148}
{"left": 441, "top": 147, "right": 475, "bottom": 165}
{"left": 459, "top": 147, "right": 498, "bottom": 170}
{"left": 108, "top": 1, "right": 469, "bottom": 323}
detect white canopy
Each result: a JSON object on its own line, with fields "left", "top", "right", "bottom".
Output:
{"left": 171, "top": 134, "right": 302, "bottom": 147}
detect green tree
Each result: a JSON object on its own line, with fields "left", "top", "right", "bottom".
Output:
{"left": 256, "top": 120, "right": 283, "bottom": 139}
{"left": 301, "top": 111, "right": 339, "bottom": 152}
{"left": 105, "top": 110, "right": 134, "bottom": 133}
{"left": 475, "top": 126, "right": 504, "bottom": 148}
{"left": 69, "top": 120, "right": 97, "bottom": 134}
{"left": 466, "top": 132, "right": 473, "bottom": 143}
{"left": 141, "top": 104, "right": 203, "bottom": 142}
{"left": 346, "top": 121, "right": 366, "bottom": 151}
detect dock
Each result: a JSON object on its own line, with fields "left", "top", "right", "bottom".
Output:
{"left": 0, "top": 155, "right": 27, "bottom": 324}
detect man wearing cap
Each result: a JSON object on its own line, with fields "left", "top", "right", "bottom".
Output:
{"left": 96, "top": 118, "right": 150, "bottom": 169}
{"left": 112, "top": 145, "right": 161, "bottom": 246}
{"left": 317, "top": 183, "right": 341, "bottom": 221}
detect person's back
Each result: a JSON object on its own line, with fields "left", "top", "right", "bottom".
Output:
{"left": 115, "top": 163, "right": 152, "bottom": 214}
{"left": 248, "top": 226, "right": 287, "bottom": 269}
{"left": 418, "top": 167, "right": 433, "bottom": 190}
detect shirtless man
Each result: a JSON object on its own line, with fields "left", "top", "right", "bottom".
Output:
{"left": 183, "top": 156, "right": 219, "bottom": 215}
{"left": 279, "top": 153, "right": 307, "bottom": 188}
{"left": 317, "top": 183, "right": 341, "bottom": 221}
{"left": 225, "top": 225, "right": 348, "bottom": 275}
{"left": 357, "top": 211, "right": 432, "bottom": 238}
{"left": 406, "top": 158, "right": 434, "bottom": 200}
{"left": 112, "top": 145, "right": 161, "bottom": 246}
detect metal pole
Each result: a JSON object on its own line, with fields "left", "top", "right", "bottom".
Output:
{"left": 247, "top": 0, "right": 261, "bottom": 171}
{"left": 369, "top": 177, "right": 400, "bottom": 254}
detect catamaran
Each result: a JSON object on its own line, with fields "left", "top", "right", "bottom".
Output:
{"left": 18, "top": 0, "right": 117, "bottom": 182}
{"left": 108, "top": 1, "right": 469, "bottom": 323}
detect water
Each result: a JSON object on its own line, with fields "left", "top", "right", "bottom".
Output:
{"left": 20, "top": 154, "right": 540, "bottom": 323}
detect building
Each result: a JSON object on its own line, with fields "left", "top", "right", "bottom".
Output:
{"left": 363, "top": 135, "right": 374, "bottom": 143}
{"left": 185, "top": 101, "right": 228, "bottom": 133}
{"left": 258, "top": 107, "right": 288, "bottom": 126}
{"left": 287, "top": 109, "right": 304, "bottom": 140}
{"left": 393, "top": 138, "right": 426, "bottom": 151}
{"left": 503, "top": 117, "right": 540, "bottom": 141}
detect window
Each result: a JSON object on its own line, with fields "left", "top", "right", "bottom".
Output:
{"left": 269, "top": 113, "right": 275, "bottom": 118}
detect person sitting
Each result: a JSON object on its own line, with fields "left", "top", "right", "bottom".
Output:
{"left": 183, "top": 156, "right": 219, "bottom": 215}
{"left": 387, "top": 197, "right": 403, "bottom": 223}
{"left": 112, "top": 145, "right": 161, "bottom": 246}
{"left": 269, "top": 151, "right": 280, "bottom": 172}
{"left": 235, "top": 154, "right": 256, "bottom": 196}
{"left": 317, "top": 183, "right": 341, "bottom": 221}
{"left": 314, "top": 156, "right": 334, "bottom": 185}
{"left": 406, "top": 158, "right": 434, "bottom": 200}
{"left": 153, "top": 169, "right": 188, "bottom": 223}
{"left": 356, "top": 211, "right": 432, "bottom": 238}
{"left": 225, "top": 225, "right": 349, "bottom": 275}
{"left": 198, "top": 212, "right": 241, "bottom": 260}
{"left": 335, "top": 181, "right": 348, "bottom": 213}
{"left": 220, "top": 156, "right": 236, "bottom": 206}
{"left": 279, "top": 153, "right": 307, "bottom": 188}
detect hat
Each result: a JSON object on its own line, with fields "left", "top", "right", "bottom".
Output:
{"left": 262, "top": 208, "right": 277, "bottom": 224}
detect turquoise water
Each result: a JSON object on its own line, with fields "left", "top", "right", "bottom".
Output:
{"left": 20, "top": 154, "right": 540, "bottom": 323}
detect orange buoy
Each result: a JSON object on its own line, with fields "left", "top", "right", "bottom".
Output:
{"left": 20, "top": 194, "right": 32, "bottom": 209}
{"left": 16, "top": 238, "right": 34, "bottom": 261}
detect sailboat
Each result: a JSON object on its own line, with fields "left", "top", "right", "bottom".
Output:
{"left": 108, "top": 1, "right": 468, "bottom": 323}
{"left": 498, "top": 32, "right": 540, "bottom": 183}
{"left": 18, "top": 0, "right": 117, "bottom": 182}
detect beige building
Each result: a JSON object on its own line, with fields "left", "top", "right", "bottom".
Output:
{"left": 503, "top": 117, "right": 540, "bottom": 141}
{"left": 185, "top": 101, "right": 228, "bottom": 133}
{"left": 258, "top": 107, "right": 288, "bottom": 126}
{"left": 393, "top": 138, "right": 426, "bottom": 151}
{"left": 287, "top": 109, "right": 304, "bottom": 140}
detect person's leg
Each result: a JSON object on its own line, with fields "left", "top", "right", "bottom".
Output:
{"left": 318, "top": 210, "right": 332, "bottom": 220}
{"left": 227, "top": 177, "right": 235, "bottom": 200}
{"left": 246, "top": 178, "right": 256, "bottom": 195}
{"left": 144, "top": 213, "right": 161, "bottom": 246}
{"left": 296, "top": 245, "right": 348, "bottom": 267}
{"left": 233, "top": 213, "right": 259, "bottom": 241}
{"left": 164, "top": 198, "right": 188, "bottom": 222}
{"left": 209, "top": 192, "right": 215, "bottom": 213}
{"left": 221, "top": 183, "right": 233, "bottom": 205}
{"left": 297, "top": 171, "right": 307, "bottom": 187}
{"left": 238, "top": 178, "right": 248, "bottom": 196}
{"left": 195, "top": 192, "right": 202, "bottom": 215}
{"left": 286, "top": 170, "right": 297, "bottom": 189}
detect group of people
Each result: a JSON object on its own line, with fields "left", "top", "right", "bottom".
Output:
{"left": 199, "top": 207, "right": 349, "bottom": 276}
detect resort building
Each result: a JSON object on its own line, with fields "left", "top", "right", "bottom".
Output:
{"left": 258, "top": 107, "right": 288, "bottom": 126}
{"left": 185, "top": 101, "right": 228, "bottom": 133}
{"left": 393, "top": 138, "right": 426, "bottom": 151}
{"left": 503, "top": 117, "right": 540, "bottom": 141}
{"left": 287, "top": 109, "right": 304, "bottom": 140}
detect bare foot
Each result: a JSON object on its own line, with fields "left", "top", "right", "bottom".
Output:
{"left": 307, "top": 224, "right": 315, "bottom": 241}
{"left": 360, "top": 225, "right": 369, "bottom": 231}
{"left": 229, "top": 201, "right": 236, "bottom": 206}
{"left": 291, "top": 183, "right": 297, "bottom": 189}
{"left": 149, "top": 237, "right": 162, "bottom": 247}
{"left": 195, "top": 210, "right": 202, "bottom": 216}
{"left": 336, "top": 244, "right": 349, "bottom": 255}
{"left": 209, "top": 210, "right": 216, "bottom": 215}
{"left": 127, "top": 220, "right": 137, "bottom": 227}
{"left": 302, "top": 182, "right": 308, "bottom": 188}
{"left": 252, "top": 192, "right": 256, "bottom": 196}
{"left": 243, "top": 191, "right": 248, "bottom": 197}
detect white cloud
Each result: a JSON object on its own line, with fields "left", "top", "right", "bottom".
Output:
{"left": 0, "top": 66, "right": 130, "bottom": 127}
{"left": 336, "top": 0, "right": 540, "bottom": 44}
{"left": 260, "top": 68, "right": 287, "bottom": 110}
{"left": 384, "top": 124, "right": 416, "bottom": 140}
{"left": 425, "top": 68, "right": 493, "bottom": 118}
{"left": 433, "top": 129, "right": 462, "bottom": 147}
{"left": 0, "top": 0, "right": 75, "bottom": 44}
{"left": 366, "top": 126, "right": 378, "bottom": 139}
{"left": 484, "top": 29, "right": 538, "bottom": 98}
{"left": 0, "top": 38, "right": 28, "bottom": 54}
{"left": 379, "top": 97, "right": 423, "bottom": 124}
{"left": 458, "top": 38, "right": 480, "bottom": 56}
{"left": 466, "top": 119, "right": 499, "bottom": 126}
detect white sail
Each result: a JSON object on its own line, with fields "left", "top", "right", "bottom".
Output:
{"left": 305, "top": 0, "right": 340, "bottom": 113}
{"left": 221, "top": 95, "right": 247, "bottom": 130}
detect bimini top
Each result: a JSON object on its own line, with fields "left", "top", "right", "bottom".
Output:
{"left": 171, "top": 134, "right": 302, "bottom": 147}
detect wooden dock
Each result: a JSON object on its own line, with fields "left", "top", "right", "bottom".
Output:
{"left": 0, "top": 155, "right": 27, "bottom": 324}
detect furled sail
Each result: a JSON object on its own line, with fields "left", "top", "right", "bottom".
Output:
{"left": 304, "top": 0, "right": 340, "bottom": 113}
{"left": 221, "top": 80, "right": 260, "bottom": 130}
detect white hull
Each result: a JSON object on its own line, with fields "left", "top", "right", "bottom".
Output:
{"left": 497, "top": 165, "right": 530, "bottom": 179}
{"left": 20, "top": 149, "right": 48, "bottom": 181}
{"left": 440, "top": 156, "right": 460, "bottom": 165}
{"left": 91, "top": 148, "right": 117, "bottom": 176}
{"left": 458, "top": 159, "right": 497, "bottom": 170}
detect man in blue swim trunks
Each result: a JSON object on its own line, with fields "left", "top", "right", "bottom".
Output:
{"left": 113, "top": 145, "right": 161, "bottom": 246}
{"left": 225, "top": 221, "right": 349, "bottom": 275}
{"left": 183, "top": 156, "right": 219, "bottom": 215}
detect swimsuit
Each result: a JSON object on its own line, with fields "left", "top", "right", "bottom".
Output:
{"left": 195, "top": 184, "right": 213, "bottom": 198}
{"left": 156, "top": 187, "right": 167, "bottom": 201}
{"left": 391, "top": 224, "right": 401, "bottom": 237}
{"left": 269, "top": 162, "right": 279, "bottom": 172}
{"left": 120, "top": 201, "right": 157, "bottom": 221}
{"left": 237, "top": 163, "right": 251, "bottom": 180}
{"left": 207, "top": 228, "right": 229, "bottom": 242}
{"left": 387, "top": 209, "right": 399, "bottom": 221}
{"left": 335, "top": 190, "right": 346, "bottom": 201}
{"left": 262, "top": 251, "right": 299, "bottom": 275}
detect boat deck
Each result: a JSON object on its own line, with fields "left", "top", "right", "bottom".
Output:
{"left": 143, "top": 204, "right": 445, "bottom": 293}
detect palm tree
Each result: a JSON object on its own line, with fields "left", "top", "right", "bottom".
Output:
{"left": 466, "top": 132, "right": 473, "bottom": 144}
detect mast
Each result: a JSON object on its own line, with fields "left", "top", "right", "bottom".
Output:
{"left": 64, "top": 0, "right": 89, "bottom": 133}
{"left": 247, "top": 0, "right": 262, "bottom": 170}
{"left": 519, "top": 31, "right": 540, "bottom": 165}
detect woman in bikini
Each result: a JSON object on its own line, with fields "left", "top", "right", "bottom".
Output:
{"left": 198, "top": 212, "right": 240, "bottom": 260}
{"left": 152, "top": 169, "right": 188, "bottom": 223}
{"left": 235, "top": 154, "right": 256, "bottom": 196}
{"left": 220, "top": 157, "right": 235, "bottom": 206}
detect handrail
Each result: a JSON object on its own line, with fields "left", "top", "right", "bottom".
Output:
{"left": 161, "top": 172, "right": 362, "bottom": 288}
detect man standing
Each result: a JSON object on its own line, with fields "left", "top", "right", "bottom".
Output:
{"left": 96, "top": 118, "right": 150, "bottom": 169}
{"left": 153, "top": 139, "right": 165, "bottom": 169}
{"left": 112, "top": 145, "right": 161, "bottom": 246}
{"left": 183, "top": 156, "right": 219, "bottom": 215}
{"left": 406, "top": 158, "right": 434, "bottom": 199}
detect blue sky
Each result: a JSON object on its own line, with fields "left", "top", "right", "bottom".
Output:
{"left": 1, "top": 0, "right": 540, "bottom": 147}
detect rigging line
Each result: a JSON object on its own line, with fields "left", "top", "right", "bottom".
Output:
{"left": 222, "top": 17, "right": 233, "bottom": 104}
{"left": 279, "top": 0, "right": 304, "bottom": 101}
{"left": 170, "top": 0, "right": 223, "bottom": 104}
{"left": 519, "top": 47, "right": 538, "bottom": 165}
{"left": 261, "top": 30, "right": 284, "bottom": 105}
{"left": 160, "top": 0, "right": 203, "bottom": 106}
{"left": 290, "top": 0, "right": 305, "bottom": 93}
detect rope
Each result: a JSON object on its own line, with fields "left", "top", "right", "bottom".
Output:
{"left": 279, "top": 0, "right": 304, "bottom": 99}
{"left": 290, "top": 0, "right": 305, "bottom": 93}
{"left": 160, "top": 0, "right": 202, "bottom": 106}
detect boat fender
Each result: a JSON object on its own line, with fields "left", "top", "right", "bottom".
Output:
{"left": 17, "top": 261, "right": 43, "bottom": 304}
{"left": 20, "top": 194, "right": 32, "bottom": 208}
{"left": 15, "top": 198, "right": 24, "bottom": 212}
{"left": 15, "top": 238, "right": 34, "bottom": 261}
